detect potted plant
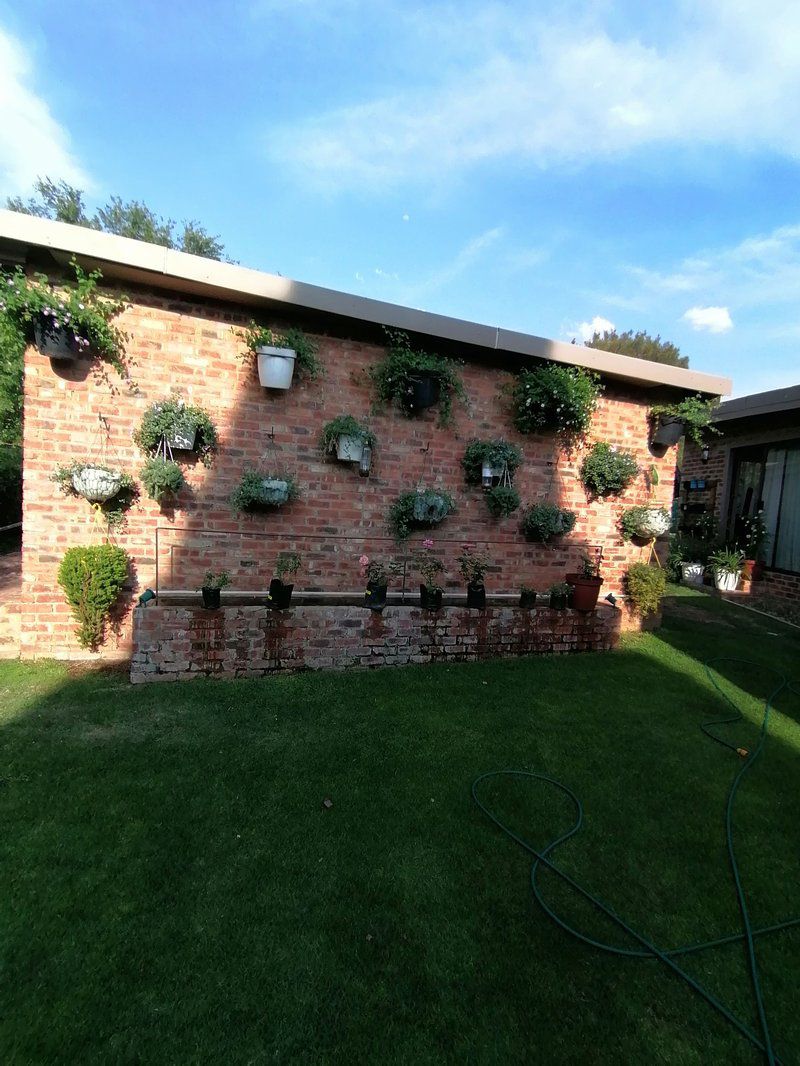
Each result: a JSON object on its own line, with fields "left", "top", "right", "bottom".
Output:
{"left": 140, "top": 456, "right": 185, "bottom": 503}
{"left": 235, "top": 322, "right": 321, "bottom": 389}
{"left": 625, "top": 563, "right": 667, "bottom": 615}
{"left": 511, "top": 364, "right": 601, "bottom": 436}
{"left": 520, "top": 503, "right": 577, "bottom": 543}
{"left": 458, "top": 545, "right": 489, "bottom": 609}
{"left": 709, "top": 547, "right": 744, "bottom": 592}
{"left": 231, "top": 470, "right": 300, "bottom": 514}
{"left": 269, "top": 552, "right": 300, "bottom": 610}
{"left": 57, "top": 544, "right": 130, "bottom": 649}
{"left": 485, "top": 485, "right": 521, "bottom": 519}
{"left": 649, "top": 394, "right": 720, "bottom": 448}
{"left": 388, "top": 488, "right": 455, "bottom": 540}
{"left": 680, "top": 561, "right": 705, "bottom": 586}
{"left": 580, "top": 442, "right": 639, "bottom": 497}
{"left": 199, "top": 569, "right": 230, "bottom": 610}
{"left": 412, "top": 538, "right": 445, "bottom": 610}
{"left": 619, "top": 505, "right": 671, "bottom": 542}
{"left": 566, "top": 554, "right": 603, "bottom": 612}
{"left": 519, "top": 586, "right": 537, "bottom": 609}
{"left": 134, "top": 398, "right": 219, "bottom": 464}
{"left": 320, "top": 415, "right": 377, "bottom": 463}
{"left": 359, "top": 554, "right": 397, "bottom": 611}
{"left": 741, "top": 511, "right": 769, "bottom": 581}
{"left": 548, "top": 582, "right": 572, "bottom": 610}
{"left": 370, "top": 328, "right": 467, "bottom": 427}
{"left": 461, "top": 439, "right": 522, "bottom": 486}
{"left": 52, "top": 461, "right": 137, "bottom": 529}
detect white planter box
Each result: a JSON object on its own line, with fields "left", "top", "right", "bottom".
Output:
{"left": 72, "top": 466, "right": 122, "bottom": 503}
{"left": 714, "top": 570, "right": 740, "bottom": 592}
{"left": 261, "top": 477, "right": 290, "bottom": 505}
{"left": 681, "top": 562, "right": 705, "bottom": 586}
{"left": 336, "top": 434, "right": 364, "bottom": 462}
{"left": 257, "top": 346, "right": 296, "bottom": 389}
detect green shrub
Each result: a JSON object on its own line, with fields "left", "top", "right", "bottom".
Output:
{"left": 319, "top": 415, "right": 376, "bottom": 454}
{"left": 388, "top": 489, "right": 455, "bottom": 540}
{"left": 140, "top": 457, "right": 185, "bottom": 502}
{"left": 650, "top": 394, "right": 720, "bottom": 447}
{"left": 234, "top": 322, "right": 322, "bottom": 381}
{"left": 580, "top": 442, "right": 638, "bottom": 497}
{"left": 520, "top": 503, "right": 576, "bottom": 542}
{"left": 624, "top": 562, "right": 667, "bottom": 616}
{"left": 370, "top": 329, "right": 467, "bottom": 427}
{"left": 134, "top": 398, "right": 218, "bottom": 464}
{"left": 461, "top": 438, "right": 522, "bottom": 483}
{"left": 57, "top": 544, "right": 130, "bottom": 649}
{"left": 485, "top": 485, "right": 521, "bottom": 518}
{"left": 511, "top": 364, "right": 601, "bottom": 436}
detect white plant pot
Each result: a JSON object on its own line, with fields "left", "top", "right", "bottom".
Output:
{"left": 714, "top": 570, "right": 740, "bottom": 592}
{"left": 257, "top": 346, "right": 296, "bottom": 389}
{"left": 632, "top": 508, "right": 671, "bottom": 540}
{"left": 261, "top": 477, "right": 290, "bottom": 505}
{"left": 72, "top": 466, "right": 122, "bottom": 503}
{"left": 481, "top": 461, "right": 504, "bottom": 483}
{"left": 167, "top": 425, "right": 197, "bottom": 451}
{"left": 34, "top": 322, "right": 77, "bottom": 362}
{"left": 681, "top": 562, "right": 705, "bottom": 586}
{"left": 336, "top": 434, "right": 364, "bottom": 462}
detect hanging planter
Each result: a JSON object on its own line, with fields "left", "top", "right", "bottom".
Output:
{"left": 388, "top": 488, "right": 455, "bottom": 540}
{"left": 649, "top": 395, "right": 719, "bottom": 448}
{"left": 33, "top": 322, "right": 79, "bottom": 362}
{"left": 140, "top": 457, "right": 185, "bottom": 503}
{"left": 405, "top": 372, "right": 441, "bottom": 412}
{"left": 619, "top": 506, "right": 671, "bottom": 542}
{"left": 231, "top": 471, "right": 300, "bottom": 514}
{"left": 370, "top": 328, "right": 467, "bottom": 427}
{"left": 71, "top": 464, "right": 123, "bottom": 503}
{"left": 52, "top": 460, "right": 137, "bottom": 528}
{"left": 235, "top": 322, "right": 321, "bottom": 389}
{"left": 461, "top": 439, "right": 522, "bottom": 486}
{"left": 412, "top": 491, "right": 451, "bottom": 523}
{"left": 320, "top": 415, "right": 377, "bottom": 465}
{"left": 651, "top": 415, "right": 684, "bottom": 447}
{"left": 134, "top": 398, "right": 218, "bottom": 465}
{"left": 520, "top": 503, "right": 576, "bottom": 543}
{"left": 511, "top": 364, "right": 601, "bottom": 437}
{"left": 580, "top": 442, "right": 639, "bottom": 498}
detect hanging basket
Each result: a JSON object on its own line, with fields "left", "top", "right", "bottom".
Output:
{"left": 651, "top": 415, "right": 684, "bottom": 447}
{"left": 261, "top": 477, "right": 290, "bottom": 505}
{"left": 413, "top": 491, "right": 451, "bottom": 524}
{"left": 257, "top": 346, "right": 297, "bottom": 389}
{"left": 71, "top": 465, "right": 123, "bottom": 503}
{"left": 336, "top": 434, "right": 365, "bottom": 462}
{"left": 34, "top": 322, "right": 79, "bottom": 363}
{"left": 403, "top": 373, "right": 441, "bottom": 413}
{"left": 166, "top": 424, "right": 197, "bottom": 452}
{"left": 630, "top": 508, "right": 671, "bottom": 540}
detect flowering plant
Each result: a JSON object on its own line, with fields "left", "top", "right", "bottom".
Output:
{"left": 511, "top": 364, "right": 601, "bottom": 436}
{"left": 358, "top": 553, "right": 398, "bottom": 586}
{"left": 457, "top": 544, "right": 489, "bottom": 585}
{"left": 741, "top": 511, "right": 769, "bottom": 559}
{"left": 411, "top": 538, "right": 445, "bottom": 590}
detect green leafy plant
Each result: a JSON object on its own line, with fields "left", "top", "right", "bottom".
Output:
{"left": 650, "top": 394, "right": 720, "bottom": 447}
{"left": 370, "top": 328, "right": 467, "bottom": 427}
{"left": 275, "top": 552, "right": 301, "bottom": 579}
{"left": 520, "top": 584, "right": 536, "bottom": 595}
{"left": 578, "top": 553, "right": 600, "bottom": 579}
{"left": 230, "top": 471, "right": 300, "bottom": 514}
{"left": 666, "top": 531, "right": 714, "bottom": 579}
{"left": 411, "top": 538, "right": 446, "bottom": 590}
{"left": 619, "top": 505, "right": 671, "bottom": 542}
{"left": 485, "top": 484, "right": 521, "bottom": 518}
{"left": 520, "top": 503, "right": 576, "bottom": 543}
{"left": 52, "top": 461, "right": 137, "bottom": 529}
{"left": 740, "top": 512, "right": 769, "bottom": 559}
{"left": 624, "top": 562, "right": 667, "bottom": 616}
{"left": 580, "top": 442, "right": 638, "bottom": 497}
{"left": 461, "top": 438, "right": 522, "bottom": 484}
{"left": 692, "top": 513, "right": 718, "bottom": 543}
{"left": 0, "top": 259, "right": 130, "bottom": 377}
{"left": 457, "top": 545, "right": 490, "bottom": 585}
{"left": 140, "top": 457, "right": 185, "bottom": 503}
{"left": 57, "top": 544, "right": 129, "bottom": 649}
{"left": 319, "top": 415, "right": 376, "bottom": 455}
{"left": 388, "top": 489, "right": 455, "bottom": 540}
{"left": 549, "top": 581, "right": 572, "bottom": 596}
{"left": 358, "top": 554, "right": 398, "bottom": 586}
{"left": 200, "top": 570, "right": 230, "bottom": 590}
{"left": 708, "top": 547, "right": 745, "bottom": 575}
{"left": 511, "top": 364, "right": 601, "bottom": 436}
{"left": 133, "top": 398, "right": 219, "bottom": 464}
{"left": 234, "top": 322, "right": 322, "bottom": 381}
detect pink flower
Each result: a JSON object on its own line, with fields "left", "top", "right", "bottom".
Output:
{"left": 359, "top": 554, "right": 369, "bottom": 566}
{"left": 422, "top": 538, "right": 434, "bottom": 549}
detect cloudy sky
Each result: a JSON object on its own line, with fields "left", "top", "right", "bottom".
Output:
{"left": 2, "top": 0, "right": 800, "bottom": 397}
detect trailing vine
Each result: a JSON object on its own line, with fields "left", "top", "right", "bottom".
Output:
{"left": 234, "top": 322, "right": 322, "bottom": 381}
{"left": 370, "top": 328, "right": 467, "bottom": 427}
{"left": 511, "top": 364, "right": 601, "bottom": 436}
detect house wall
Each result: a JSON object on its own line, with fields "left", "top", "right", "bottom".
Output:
{"left": 21, "top": 282, "right": 677, "bottom": 661}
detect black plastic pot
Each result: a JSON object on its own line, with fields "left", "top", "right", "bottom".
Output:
{"left": 404, "top": 372, "right": 441, "bottom": 413}
{"left": 364, "top": 581, "right": 388, "bottom": 610}
{"left": 269, "top": 577, "right": 294, "bottom": 610}
{"left": 466, "top": 582, "right": 486, "bottom": 609}
{"left": 519, "top": 590, "right": 537, "bottom": 609}
{"left": 549, "top": 591, "right": 568, "bottom": 610}
{"left": 420, "top": 584, "right": 443, "bottom": 610}
{"left": 201, "top": 587, "right": 221, "bottom": 610}
{"left": 651, "top": 416, "right": 684, "bottom": 447}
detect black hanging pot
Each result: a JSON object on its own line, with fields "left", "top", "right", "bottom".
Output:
{"left": 549, "top": 590, "right": 568, "bottom": 610}
{"left": 269, "top": 577, "right": 294, "bottom": 610}
{"left": 404, "top": 372, "right": 441, "bottom": 413}
{"left": 419, "top": 584, "right": 443, "bottom": 610}
{"left": 364, "top": 581, "right": 388, "bottom": 611}
{"left": 519, "top": 590, "right": 537, "bottom": 609}
{"left": 651, "top": 415, "right": 684, "bottom": 447}
{"left": 201, "top": 587, "right": 221, "bottom": 610}
{"left": 466, "top": 582, "right": 486, "bottom": 609}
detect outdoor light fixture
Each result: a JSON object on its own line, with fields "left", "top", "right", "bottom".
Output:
{"left": 481, "top": 461, "right": 493, "bottom": 488}
{"left": 701, "top": 444, "right": 710, "bottom": 463}
{"left": 359, "top": 444, "right": 373, "bottom": 477}
{"left": 138, "top": 588, "right": 156, "bottom": 607}
{"left": 604, "top": 592, "right": 618, "bottom": 608}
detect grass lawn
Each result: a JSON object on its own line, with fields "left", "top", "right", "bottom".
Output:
{"left": 1, "top": 586, "right": 799, "bottom": 1064}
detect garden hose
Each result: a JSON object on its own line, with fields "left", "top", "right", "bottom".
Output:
{"left": 472, "top": 659, "right": 800, "bottom": 1063}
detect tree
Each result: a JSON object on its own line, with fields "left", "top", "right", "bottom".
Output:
{"left": 6, "top": 177, "right": 228, "bottom": 262}
{"left": 586, "top": 329, "right": 688, "bottom": 369}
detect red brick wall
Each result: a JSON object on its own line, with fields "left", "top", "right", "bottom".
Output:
{"left": 21, "top": 284, "right": 677, "bottom": 660}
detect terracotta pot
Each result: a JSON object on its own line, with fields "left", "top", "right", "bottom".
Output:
{"left": 565, "top": 574, "right": 603, "bottom": 611}
{"left": 742, "top": 559, "right": 764, "bottom": 581}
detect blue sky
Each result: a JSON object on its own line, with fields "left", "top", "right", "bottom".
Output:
{"left": 1, "top": 0, "right": 799, "bottom": 397}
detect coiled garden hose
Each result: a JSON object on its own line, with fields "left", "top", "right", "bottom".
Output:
{"left": 472, "top": 659, "right": 800, "bottom": 1063}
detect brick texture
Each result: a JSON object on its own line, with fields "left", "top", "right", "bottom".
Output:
{"left": 21, "top": 281, "right": 678, "bottom": 661}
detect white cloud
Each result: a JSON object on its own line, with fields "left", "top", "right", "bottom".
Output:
{"left": 0, "top": 27, "right": 89, "bottom": 197}
{"left": 400, "top": 226, "right": 503, "bottom": 304}
{"left": 267, "top": 1, "right": 800, "bottom": 191}
{"left": 567, "top": 315, "right": 615, "bottom": 342}
{"left": 682, "top": 306, "right": 733, "bottom": 333}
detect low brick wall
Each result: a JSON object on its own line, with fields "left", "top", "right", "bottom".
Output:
{"left": 131, "top": 602, "right": 633, "bottom": 683}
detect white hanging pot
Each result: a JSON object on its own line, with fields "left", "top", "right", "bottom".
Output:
{"left": 632, "top": 508, "right": 671, "bottom": 539}
{"left": 680, "top": 562, "right": 705, "bottom": 586}
{"left": 166, "top": 424, "right": 197, "bottom": 451}
{"left": 34, "top": 322, "right": 78, "bottom": 363}
{"left": 714, "top": 569, "right": 739, "bottom": 592}
{"left": 257, "top": 346, "right": 296, "bottom": 389}
{"left": 336, "top": 434, "right": 364, "bottom": 462}
{"left": 261, "top": 477, "right": 290, "bottom": 505}
{"left": 72, "top": 466, "right": 122, "bottom": 503}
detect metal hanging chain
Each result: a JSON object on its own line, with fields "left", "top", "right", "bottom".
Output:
{"left": 259, "top": 426, "right": 283, "bottom": 474}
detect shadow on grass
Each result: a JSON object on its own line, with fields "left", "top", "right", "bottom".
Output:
{"left": 0, "top": 610, "right": 799, "bottom": 1064}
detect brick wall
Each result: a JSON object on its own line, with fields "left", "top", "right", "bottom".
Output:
{"left": 131, "top": 602, "right": 636, "bottom": 683}
{"left": 22, "top": 282, "right": 677, "bottom": 661}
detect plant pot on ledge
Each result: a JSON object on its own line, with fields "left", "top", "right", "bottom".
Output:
{"left": 549, "top": 589, "right": 569, "bottom": 610}
{"left": 420, "top": 585, "right": 443, "bottom": 610}
{"left": 742, "top": 559, "right": 764, "bottom": 582}
{"left": 519, "top": 589, "right": 536, "bottom": 609}
{"left": 466, "top": 582, "right": 486, "bottom": 609}
{"left": 201, "top": 587, "right": 221, "bottom": 610}
{"left": 566, "top": 574, "right": 603, "bottom": 612}
{"left": 364, "top": 581, "right": 388, "bottom": 611}
{"left": 269, "top": 577, "right": 294, "bottom": 610}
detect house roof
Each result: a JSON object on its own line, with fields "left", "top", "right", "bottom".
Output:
{"left": 0, "top": 209, "right": 731, "bottom": 397}
{"left": 712, "top": 383, "right": 800, "bottom": 423}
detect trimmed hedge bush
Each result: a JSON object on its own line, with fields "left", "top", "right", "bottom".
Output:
{"left": 57, "top": 544, "right": 129, "bottom": 649}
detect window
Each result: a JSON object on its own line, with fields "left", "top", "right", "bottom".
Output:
{"left": 727, "top": 441, "right": 800, "bottom": 573}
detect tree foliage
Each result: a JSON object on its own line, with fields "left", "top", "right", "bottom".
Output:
{"left": 7, "top": 177, "right": 227, "bottom": 261}
{"left": 586, "top": 329, "right": 688, "bottom": 369}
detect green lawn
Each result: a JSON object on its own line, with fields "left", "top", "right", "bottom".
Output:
{"left": 1, "top": 587, "right": 799, "bottom": 1064}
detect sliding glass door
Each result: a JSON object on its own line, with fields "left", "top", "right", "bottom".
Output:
{"left": 727, "top": 440, "right": 800, "bottom": 573}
